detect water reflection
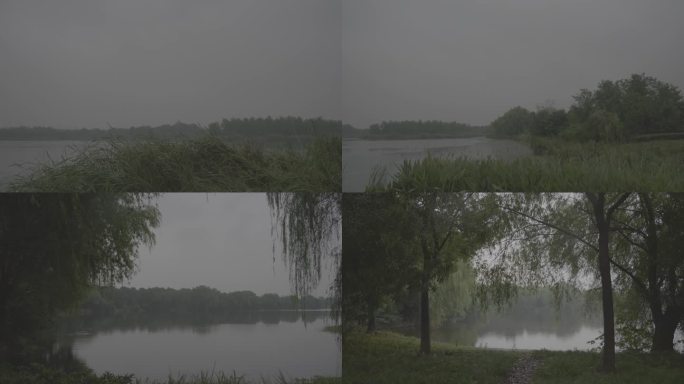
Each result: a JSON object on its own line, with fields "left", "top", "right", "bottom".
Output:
{"left": 54, "top": 311, "right": 339, "bottom": 382}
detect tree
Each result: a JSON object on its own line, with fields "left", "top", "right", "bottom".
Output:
{"left": 530, "top": 107, "right": 568, "bottom": 137}
{"left": 585, "top": 193, "right": 631, "bottom": 371}
{"left": 342, "top": 193, "right": 418, "bottom": 332}
{"left": 498, "top": 193, "right": 630, "bottom": 372}
{"left": 408, "top": 193, "right": 498, "bottom": 354}
{"left": 266, "top": 193, "right": 341, "bottom": 310}
{"left": 0, "top": 194, "right": 159, "bottom": 360}
{"left": 569, "top": 74, "right": 684, "bottom": 138}
{"left": 490, "top": 106, "right": 534, "bottom": 137}
{"left": 610, "top": 193, "right": 684, "bottom": 352}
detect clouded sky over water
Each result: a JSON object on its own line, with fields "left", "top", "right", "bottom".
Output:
{"left": 126, "top": 193, "right": 336, "bottom": 297}
{"left": 2, "top": 1, "right": 682, "bottom": 129}
{"left": 0, "top": 0, "right": 340, "bottom": 129}
{"left": 342, "top": 0, "right": 684, "bottom": 128}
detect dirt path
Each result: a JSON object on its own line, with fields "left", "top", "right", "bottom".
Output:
{"left": 504, "top": 354, "right": 541, "bottom": 384}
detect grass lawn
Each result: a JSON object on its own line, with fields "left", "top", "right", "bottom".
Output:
{"left": 373, "top": 139, "right": 684, "bottom": 191}
{"left": 531, "top": 350, "right": 684, "bottom": 384}
{"left": 342, "top": 331, "right": 520, "bottom": 384}
{"left": 343, "top": 331, "right": 684, "bottom": 384}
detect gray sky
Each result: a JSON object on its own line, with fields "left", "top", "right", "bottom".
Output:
{"left": 125, "top": 193, "right": 335, "bottom": 297}
{"left": 342, "top": 0, "right": 684, "bottom": 128}
{"left": 4, "top": 1, "right": 682, "bottom": 131}
{"left": 0, "top": 0, "right": 340, "bottom": 129}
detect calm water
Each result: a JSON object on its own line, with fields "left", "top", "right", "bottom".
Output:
{"left": 0, "top": 140, "right": 87, "bottom": 189}
{"left": 61, "top": 311, "right": 340, "bottom": 382}
{"left": 342, "top": 137, "right": 532, "bottom": 192}
{"left": 406, "top": 318, "right": 684, "bottom": 352}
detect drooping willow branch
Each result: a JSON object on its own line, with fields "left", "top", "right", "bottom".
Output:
{"left": 266, "top": 193, "right": 341, "bottom": 302}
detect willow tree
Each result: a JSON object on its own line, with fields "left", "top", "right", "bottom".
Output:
{"left": 610, "top": 193, "right": 684, "bottom": 352}
{"left": 496, "top": 193, "right": 630, "bottom": 372}
{"left": 266, "top": 193, "right": 341, "bottom": 312}
{"left": 342, "top": 193, "right": 419, "bottom": 333}
{"left": 408, "top": 193, "right": 500, "bottom": 355}
{"left": 0, "top": 193, "right": 159, "bottom": 360}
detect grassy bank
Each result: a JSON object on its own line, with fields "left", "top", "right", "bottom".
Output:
{"left": 343, "top": 331, "right": 684, "bottom": 384}
{"left": 372, "top": 139, "right": 684, "bottom": 191}
{"left": 343, "top": 331, "right": 520, "bottom": 384}
{"left": 531, "top": 350, "right": 684, "bottom": 384}
{"left": 7, "top": 135, "right": 341, "bottom": 192}
{"left": 0, "top": 363, "right": 340, "bottom": 384}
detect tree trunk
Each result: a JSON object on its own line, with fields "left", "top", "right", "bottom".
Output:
{"left": 419, "top": 283, "right": 431, "bottom": 355}
{"left": 651, "top": 307, "right": 680, "bottom": 352}
{"left": 597, "top": 227, "right": 616, "bottom": 372}
{"left": 589, "top": 194, "right": 616, "bottom": 372}
{"left": 366, "top": 305, "right": 376, "bottom": 333}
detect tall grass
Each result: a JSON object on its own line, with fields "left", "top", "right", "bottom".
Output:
{"left": 0, "top": 364, "right": 339, "bottom": 384}
{"left": 370, "top": 139, "right": 684, "bottom": 192}
{"left": 8, "top": 136, "right": 341, "bottom": 192}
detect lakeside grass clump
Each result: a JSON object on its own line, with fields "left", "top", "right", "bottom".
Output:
{"left": 370, "top": 139, "right": 684, "bottom": 192}
{"left": 343, "top": 331, "right": 684, "bottom": 384}
{"left": 0, "top": 363, "right": 340, "bottom": 384}
{"left": 8, "top": 135, "right": 341, "bottom": 192}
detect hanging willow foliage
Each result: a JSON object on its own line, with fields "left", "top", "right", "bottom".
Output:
{"left": 266, "top": 193, "right": 341, "bottom": 307}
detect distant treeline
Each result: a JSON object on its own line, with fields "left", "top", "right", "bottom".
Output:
{"left": 76, "top": 286, "right": 332, "bottom": 322}
{"left": 490, "top": 74, "right": 684, "bottom": 142}
{"left": 344, "top": 121, "right": 489, "bottom": 140}
{"left": 0, "top": 117, "right": 341, "bottom": 144}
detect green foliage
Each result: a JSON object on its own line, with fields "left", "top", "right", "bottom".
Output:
{"left": 530, "top": 107, "right": 569, "bottom": 137}
{"left": 490, "top": 106, "right": 534, "bottom": 138}
{"left": 342, "top": 193, "right": 420, "bottom": 330}
{"left": 376, "top": 139, "right": 684, "bottom": 191}
{"left": 67, "top": 286, "right": 331, "bottom": 329}
{"left": 0, "top": 194, "right": 159, "bottom": 358}
{"left": 429, "top": 261, "right": 477, "bottom": 327}
{"left": 267, "top": 193, "right": 341, "bottom": 306}
{"left": 485, "top": 73, "right": 684, "bottom": 142}
{"left": 8, "top": 136, "right": 341, "bottom": 192}
{"left": 0, "top": 117, "right": 341, "bottom": 146}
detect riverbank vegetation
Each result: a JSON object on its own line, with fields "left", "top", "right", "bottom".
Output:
{"left": 0, "top": 363, "right": 339, "bottom": 384}
{"left": 342, "top": 193, "right": 684, "bottom": 381}
{"left": 375, "top": 138, "right": 684, "bottom": 191}
{"left": 60, "top": 286, "right": 332, "bottom": 332}
{"left": 7, "top": 135, "right": 341, "bottom": 192}
{"left": 0, "top": 117, "right": 341, "bottom": 146}
{"left": 342, "top": 331, "right": 684, "bottom": 384}
{"left": 357, "top": 74, "right": 684, "bottom": 191}
{"left": 343, "top": 121, "right": 488, "bottom": 140}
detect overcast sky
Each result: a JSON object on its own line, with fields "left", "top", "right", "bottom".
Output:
{"left": 342, "top": 0, "right": 684, "bottom": 128}
{"left": 125, "top": 193, "right": 335, "bottom": 297}
{"left": 0, "top": 0, "right": 340, "bottom": 129}
{"left": 3, "top": 1, "right": 683, "bottom": 130}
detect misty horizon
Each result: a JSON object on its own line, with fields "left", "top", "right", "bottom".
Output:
{"left": 4, "top": 1, "right": 682, "bottom": 131}
{"left": 123, "top": 193, "right": 335, "bottom": 297}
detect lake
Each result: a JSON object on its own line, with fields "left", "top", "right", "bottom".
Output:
{"left": 342, "top": 137, "right": 532, "bottom": 192}
{"left": 402, "top": 316, "right": 684, "bottom": 352}
{"left": 0, "top": 140, "right": 88, "bottom": 189}
{"left": 58, "top": 311, "right": 340, "bottom": 382}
